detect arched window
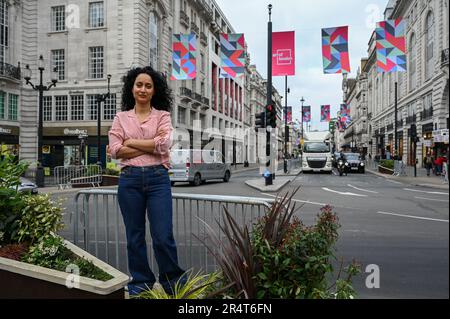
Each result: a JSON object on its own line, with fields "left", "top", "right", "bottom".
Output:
{"left": 409, "top": 33, "right": 417, "bottom": 91}
{"left": 149, "top": 11, "right": 159, "bottom": 69}
{"left": 425, "top": 11, "right": 434, "bottom": 80}
{"left": 0, "top": 0, "right": 9, "bottom": 64}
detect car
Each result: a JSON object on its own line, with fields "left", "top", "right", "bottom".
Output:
{"left": 169, "top": 149, "right": 232, "bottom": 186}
{"left": 343, "top": 153, "right": 365, "bottom": 173}
{"left": 17, "top": 177, "right": 39, "bottom": 194}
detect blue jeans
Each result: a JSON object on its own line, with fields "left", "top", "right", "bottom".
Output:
{"left": 118, "top": 165, "right": 185, "bottom": 295}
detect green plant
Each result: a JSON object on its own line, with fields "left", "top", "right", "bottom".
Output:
{"left": 134, "top": 270, "right": 222, "bottom": 299}
{"left": 0, "top": 156, "right": 29, "bottom": 244}
{"left": 379, "top": 159, "right": 394, "bottom": 169}
{"left": 199, "top": 188, "right": 360, "bottom": 299}
{"left": 104, "top": 167, "right": 120, "bottom": 176}
{"left": 16, "top": 194, "right": 65, "bottom": 244}
{"left": 22, "top": 235, "right": 113, "bottom": 281}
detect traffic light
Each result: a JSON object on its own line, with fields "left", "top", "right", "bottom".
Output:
{"left": 255, "top": 111, "right": 266, "bottom": 130}
{"left": 266, "top": 104, "right": 277, "bottom": 128}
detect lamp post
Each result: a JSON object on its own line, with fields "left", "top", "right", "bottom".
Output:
{"left": 284, "top": 77, "right": 290, "bottom": 173}
{"left": 23, "top": 55, "right": 58, "bottom": 187}
{"left": 96, "top": 74, "right": 111, "bottom": 167}
{"left": 265, "top": 3, "right": 273, "bottom": 186}
{"left": 300, "top": 97, "right": 305, "bottom": 142}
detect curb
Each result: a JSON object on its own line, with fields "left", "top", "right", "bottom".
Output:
{"left": 245, "top": 178, "right": 291, "bottom": 192}
{"left": 366, "top": 169, "right": 449, "bottom": 190}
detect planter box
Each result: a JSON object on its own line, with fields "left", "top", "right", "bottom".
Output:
{"left": 101, "top": 175, "right": 119, "bottom": 186}
{"left": 378, "top": 165, "right": 394, "bottom": 175}
{"left": 0, "top": 239, "right": 129, "bottom": 299}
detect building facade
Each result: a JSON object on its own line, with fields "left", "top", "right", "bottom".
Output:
{"left": 3, "top": 0, "right": 273, "bottom": 172}
{"left": 343, "top": 0, "right": 449, "bottom": 165}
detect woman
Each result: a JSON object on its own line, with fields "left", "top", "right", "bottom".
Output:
{"left": 108, "top": 66, "right": 185, "bottom": 296}
{"left": 423, "top": 152, "right": 433, "bottom": 177}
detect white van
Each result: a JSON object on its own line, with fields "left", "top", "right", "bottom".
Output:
{"left": 169, "top": 149, "right": 231, "bottom": 186}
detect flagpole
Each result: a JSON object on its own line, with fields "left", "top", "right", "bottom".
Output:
{"left": 284, "top": 75, "right": 288, "bottom": 173}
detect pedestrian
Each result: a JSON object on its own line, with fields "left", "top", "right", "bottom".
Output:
{"left": 108, "top": 66, "right": 186, "bottom": 296}
{"left": 423, "top": 152, "right": 433, "bottom": 176}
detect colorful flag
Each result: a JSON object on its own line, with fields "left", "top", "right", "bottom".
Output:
{"left": 375, "top": 19, "right": 407, "bottom": 72}
{"left": 321, "top": 26, "right": 350, "bottom": 74}
{"left": 302, "top": 105, "right": 311, "bottom": 123}
{"left": 320, "top": 105, "right": 331, "bottom": 122}
{"left": 171, "top": 33, "right": 196, "bottom": 80}
{"left": 272, "top": 31, "right": 296, "bottom": 76}
{"left": 283, "top": 106, "right": 292, "bottom": 123}
{"left": 340, "top": 103, "right": 349, "bottom": 117}
{"left": 220, "top": 33, "right": 246, "bottom": 78}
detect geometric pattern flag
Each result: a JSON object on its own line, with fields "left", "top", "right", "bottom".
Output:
{"left": 320, "top": 105, "right": 331, "bottom": 122}
{"left": 171, "top": 33, "right": 196, "bottom": 80}
{"left": 340, "top": 103, "right": 349, "bottom": 117}
{"left": 283, "top": 106, "right": 292, "bottom": 123}
{"left": 375, "top": 18, "right": 407, "bottom": 73}
{"left": 321, "top": 26, "right": 350, "bottom": 74}
{"left": 220, "top": 33, "right": 246, "bottom": 78}
{"left": 302, "top": 105, "right": 311, "bottom": 123}
{"left": 272, "top": 31, "right": 296, "bottom": 76}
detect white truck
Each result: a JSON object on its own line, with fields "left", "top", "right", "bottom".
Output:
{"left": 301, "top": 131, "right": 333, "bottom": 173}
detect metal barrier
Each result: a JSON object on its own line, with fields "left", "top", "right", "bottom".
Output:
{"left": 287, "top": 158, "right": 301, "bottom": 172}
{"left": 71, "top": 189, "right": 274, "bottom": 274}
{"left": 54, "top": 165, "right": 102, "bottom": 189}
{"left": 393, "top": 160, "right": 407, "bottom": 176}
{"left": 443, "top": 163, "right": 449, "bottom": 184}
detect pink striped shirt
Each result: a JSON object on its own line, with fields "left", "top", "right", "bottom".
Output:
{"left": 108, "top": 108, "right": 173, "bottom": 168}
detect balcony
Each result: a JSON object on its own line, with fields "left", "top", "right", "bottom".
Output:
{"left": 441, "top": 48, "right": 449, "bottom": 67}
{"left": 192, "top": 92, "right": 203, "bottom": 108}
{"left": 192, "top": 0, "right": 213, "bottom": 22}
{"left": 201, "top": 97, "right": 210, "bottom": 110}
{"left": 180, "top": 87, "right": 192, "bottom": 101}
{"left": 386, "top": 123, "right": 394, "bottom": 132}
{"left": 0, "top": 62, "right": 21, "bottom": 81}
{"left": 180, "top": 10, "right": 190, "bottom": 28}
{"left": 421, "top": 108, "right": 433, "bottom": 121}
{"left": 200, "top": 31, "right": 208, "bottom": 46}
{"left": 191, "top": 22, "right": 200, "bottom": 35}
{"left": 405, "top": 114, "right": 417, "bottom": 125}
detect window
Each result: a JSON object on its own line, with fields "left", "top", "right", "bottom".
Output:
{"left": 55, "top": 96, "right": 68, "bottom": 121}
{"left": 8, "top": 94, "right": 17, "bottom": 120}
{"left": 87, "top": 95, "right": 98, "bottom": 120}
{"left": 51, "top": 49, "right": 65, "bottom": 80}
{"left": 0, "top": 0, "right": 8, "bottom": 64}
{"left": 177, "top": 106, "right": 186, "bottom": 124}
{"left": 425, "top": 12, "right": 434, "bottom": 80}
{"left": 0, "top": 91, "right": 5, "bottom": 119}
{"left": 89, "top": 2, "right": 104, "bottom": 28}
{"left": 88, "top": 46, "right": 104, "bottom": 79}
{"left": 149, "top": 12, "right": 159, "bottom": 69}
{"left": 409, "top": 33, "right": 416, "bottom": 91}
{"left": 103, "top": 94, "right": 117, "bottom": 120}
{"left": 43, "top": 96, "right": 52, "bottom": 121}
{"left": 51, "top": 6, "right": 65, "bottom": 32}
{"left": 70, "top": 95, "right": 84, "bottom": 121}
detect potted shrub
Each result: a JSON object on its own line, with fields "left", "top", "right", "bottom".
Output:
{"left": 0, "top": 156, "right": 129, "bottom": 298}
{"left": 198, "top": 188, "right": 360, "bottom": 299}
{"left": 378, "top": 159, "right": 394, "bottom": 174}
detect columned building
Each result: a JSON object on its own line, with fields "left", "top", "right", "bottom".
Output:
{"left": 0, "top": 0, "right": 22, "bottom": 159}
{"left": 13, "top": 0, "right": 264, "bottom": 172}
{"left": 349, "top": 0, "right": 449, "bottom": 165}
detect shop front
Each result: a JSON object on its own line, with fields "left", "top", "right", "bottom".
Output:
{"left": 421, "top": 123, "right": 434, "bottom": 160}
{"left": 432, "top": 129, "right": 449, "bottom": 158}
{"left": 42, "top": 127, "right": 110, "bottom": 172}
{"left": 0, "top": 124, "right": 20, "bottom": 160}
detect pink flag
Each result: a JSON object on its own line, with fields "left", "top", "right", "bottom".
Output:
{"left": 272, "top": 31, "right": 295, "bottom": 76}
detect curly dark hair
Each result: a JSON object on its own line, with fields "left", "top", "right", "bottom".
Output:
{"left": 121, "top": 66, "right": 172, "bottom": 112}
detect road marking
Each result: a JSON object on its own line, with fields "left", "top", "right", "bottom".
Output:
{"left": 376, "top": 211, "right": 449, "bottom": 223}
{"left": 347, "top": 184, "right": 379, "bottom": 194}
{"left": 403, "top": 188, "right": 449, "bottom": 196}
{"left": 414, "top": 196, "right": 449, "bottom": 203}
{"left": 386, "top": 180, "right": 403, "bottom": 185}
{"left": 261, "top": 193, "right": 327, "bottom": 206}
{"left": 322, "top": 187, "right": 368, "bottom": 197}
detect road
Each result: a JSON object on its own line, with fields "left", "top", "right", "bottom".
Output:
{"left": 54, "top": 168, "right": 449, "bottom": 299}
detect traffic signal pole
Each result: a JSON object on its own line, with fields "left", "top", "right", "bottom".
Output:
{"left": 266, "top": 4, "right": 273, "bottom": 186}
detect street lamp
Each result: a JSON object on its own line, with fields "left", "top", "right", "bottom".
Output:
{"left": 284, "top": 79, "right": 290, "bottom": 173}
{"left": 300, "top": 97, "right": 305, "bottom": 141}
{"left": 23, "top": 55, "right": 58, "bottom": 187}
{"left": 96, "top": 74, "right": 112, "bottom": 167}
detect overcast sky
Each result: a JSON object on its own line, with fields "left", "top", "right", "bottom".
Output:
{"left": 215, "top": 0, "right": 389, "bottom": 131}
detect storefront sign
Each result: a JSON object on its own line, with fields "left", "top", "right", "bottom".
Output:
{"left": 433, "top": 129, "right": 449, "bottom": 143}
{"left": 63, "top": 128, "right": 88, "bottom": 136}
{"left": 0, "top": 125, "right": 19, "bottom": 135}
{"left": 0, "top": 127, "right": 12, "bottom": 134}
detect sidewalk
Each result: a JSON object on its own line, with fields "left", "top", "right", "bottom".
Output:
{"left": 366, "top": 163, "right": 449, "bottom": 190}
{"left": 245, "top": 167, "right": 302, "bottom": 192}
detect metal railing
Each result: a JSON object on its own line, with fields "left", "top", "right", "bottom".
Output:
{"left": 72, "top": 190, "right": 275, "bottom": 274}
{"left": 393, "top": 160, "right": 407, "bottom": 176}
{"left": 0, "top": 62, "right": 21, "bottom": 80}
{"left": 54, "top": 165, "right": 102, "bottom": 189}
